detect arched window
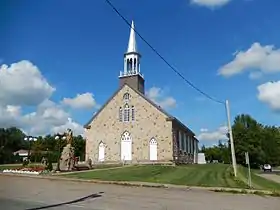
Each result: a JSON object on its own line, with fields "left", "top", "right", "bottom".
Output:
{"left": 129, "top": 58, "right": 132, "bottom": 73}
{"left": 119, "top": 107, "right": 123, "bottom": 122}
{"left": 124, "top": 104, "right": 130, "bottom": 122}
{"left": 133, "top": 58, "right": 137, "bottom": 72}
{"left": 131, "top": 106, "right": 135, "bottom": 121}
{"left": 126, "top": 59, "right": 129, "bottom": 73}
{"left": 123, "top": 93, "right": 130, "bottom": 101}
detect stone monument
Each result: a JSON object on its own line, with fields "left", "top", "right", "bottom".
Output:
{"left": 59, "top": 128, "right": 75, "bottom": 171}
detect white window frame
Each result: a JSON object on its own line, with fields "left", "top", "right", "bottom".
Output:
{"left": 124, "top": 104, "right": 130, "bottom": 122}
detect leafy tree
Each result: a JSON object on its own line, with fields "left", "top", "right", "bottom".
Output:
{"left": 0, "top": 127, "right": 86, "bottom": 164}
{"left": 232, "top": 114, "right": 265, "bottom": 168}
{"left": 200, "top": 114, "right": 280, "bottom": 169}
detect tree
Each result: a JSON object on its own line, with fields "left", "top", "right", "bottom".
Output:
{"left": 0, "top": 127, "right": 86, "bottom": 164}
{"left": 261, "top": 126, "right": 280, "bottom": 166}
{"left": 232, "top": 114, "right": 265, "bottom": 168}
{"left": 200, "top": 114, "right": 280, "bottom": 168}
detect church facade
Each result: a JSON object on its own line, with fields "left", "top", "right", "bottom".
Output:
{"left": 84, "top": 21, "right": 199, "bottom": 164}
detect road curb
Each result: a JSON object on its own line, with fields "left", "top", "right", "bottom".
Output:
{"left": 0, "top": 172, "right": 278, "bottom": 196}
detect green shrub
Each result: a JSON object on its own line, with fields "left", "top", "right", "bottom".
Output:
{"left": 22, "top": 159, "right": 29, "bottom": 167}
{"left": 46, "top": 161, "right": 53, "bottom": 171}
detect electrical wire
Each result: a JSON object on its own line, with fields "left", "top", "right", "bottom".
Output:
{"left": 104, "top": 0, "right": 225, "bottom": 105}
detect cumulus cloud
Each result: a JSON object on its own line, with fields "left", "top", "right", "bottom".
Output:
{"left": 218, "top": 43, "right": 280, "bottom": 78}
{"left": 190, "top": 0, "right": 231, "bottom": 8}
{"left": 197, "top": 126, "right": 228, "bottom": 141}
{"left": 62, "top": 93, "right": 99, "bottom": 109}
{"left": 51, "top": 118, "right": 84, "bottom": 136}
{"left": 0, "top": 105, "right": 22, "bottom": 128}
{"left": 0, "top": 60, "right": 55, "bottom": 106}
{"left": 146, "top": 87, "right": 176, "bottom": 109}
{"left": 0, "top": 60, "right": 95, "bottom": 136}
{"left": 257, "top": 81, "right": 280, "bottom": 111}
{"left": 200, "top": 128, "right": 208, "bottom": 132}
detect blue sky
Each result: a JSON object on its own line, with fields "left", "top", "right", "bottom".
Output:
{"left": 1, "top": 0, "right": 280, "bottom": 145}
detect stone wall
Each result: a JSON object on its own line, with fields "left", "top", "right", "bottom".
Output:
{"left": 172, "top": 122, "right": 197, "bottom": 164}
{"left": 85, "top": 84, "right": 173, "bottom": 163}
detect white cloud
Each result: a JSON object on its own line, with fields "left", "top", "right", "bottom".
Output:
{"left": 0, "top": 60, "right": 55, "bottom": 106}
{"left": 249, "top": 71, "right": 263, "bottom": 80}
{"left": 0, "top": 60, "right": 95, "bottom": 136}
{"left": 0, "top": 105, "right": 22, "bottom": 128}
{"left": 190, "top": 0, "right": 231, "bottom": 8}
{"left": 51, "top": 118, "right": 84, "bottom": 136}
{"left": 218, "top": 43, "right": 280, "bottom": 78}
{"left": 257, "top": 81, "right": 280, "bottom": 111}
{"left": 146, "top": 87, "right": 176, "bottom": 109}
{"left": 200, "top": 128, "right": 208, "bottom": 132}
{"left": 62, "top": 92, "right": 98, "bottom": 109}
{"left": 197, "top": 126, "right": 228, "bottom": 141}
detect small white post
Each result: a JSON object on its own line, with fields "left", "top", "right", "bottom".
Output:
{"left": 225, "top": 100, "right": 237, "bottom": 177}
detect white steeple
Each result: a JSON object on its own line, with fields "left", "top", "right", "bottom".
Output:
{"left": 119, "top": 20, "right": 143, "bottom": 78}
{"left": 127, "top": 21, "right": 137, "bottom": 53}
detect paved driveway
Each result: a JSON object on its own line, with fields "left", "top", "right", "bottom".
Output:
{"left": 0, "top": 175, "right": 280, "bottom": 210}
{"left": 258, "top": 173, "right": 280, "bottom": 184}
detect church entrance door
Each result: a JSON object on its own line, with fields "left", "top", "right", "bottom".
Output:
{"left": 98, "top": 142, "right": 105, "bottom": 162}
{"left": 121, "top": 131, "right": 132, "bottom": 161}
{"left": 149, "top": 138, "right": 158, "bottom": 161}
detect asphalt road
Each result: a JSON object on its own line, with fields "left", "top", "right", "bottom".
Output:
{"left": 258, "top": 173, "right": 280, "bottom": 184}
{"left": 1, "top": 175, "right": 280, "bottom": 210}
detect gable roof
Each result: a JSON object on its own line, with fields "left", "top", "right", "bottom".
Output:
{"left": 84, "top": 83, "right": 195, "bottom": 136}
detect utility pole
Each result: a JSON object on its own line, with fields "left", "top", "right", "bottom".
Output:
{"left": 225, "top": 100, "right": 237, "bottom": 177}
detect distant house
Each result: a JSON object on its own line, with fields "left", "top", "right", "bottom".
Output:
{"left": 13, "top": 149, "right": 49, "bottom": 157}
{"left": 13, "top": 149, "right": 29, "bottom": 157}
{"left": 84, "top": 21, "right": 198, "bottom": 165}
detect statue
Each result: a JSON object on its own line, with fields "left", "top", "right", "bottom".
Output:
{"left": 66, "top": 128, "right": 73, "bottom": 145}
{"left": 58, "top": 128, "right": 75, "bottom": 171}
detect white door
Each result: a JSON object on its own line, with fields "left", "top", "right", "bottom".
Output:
{"left": 149, "top": 138, "right": 158, "bottom": 161}
{"left": 121, "top": 131, "right": 132, "bottom": 161}
{"left": 98, "top": 142, "right": 105, "bottom": 162}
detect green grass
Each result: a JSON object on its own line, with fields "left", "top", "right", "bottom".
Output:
{"left": 64, "top": 164, "right": 280, "bottom": 191}
{"left": 65, "top": 164, "right": 248, "bottom": 188}
{"left": 238, "top": 166, "right": 280, "bottom": 191}
{"left": 93, "top": 163, "right": 123, "bottom": 169}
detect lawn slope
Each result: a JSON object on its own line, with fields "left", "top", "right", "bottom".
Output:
{"left": 238, "top": 166, "right": 280, "bottom": 191}
{"left": 65, "top": 164, "right": 247, "bottom": 188}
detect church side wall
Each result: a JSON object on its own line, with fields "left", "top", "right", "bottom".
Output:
{"left": 85, "top": 85, "right": 173, "bottom": 164}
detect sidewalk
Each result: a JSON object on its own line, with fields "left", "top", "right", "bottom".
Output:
{"left": 53, "top": 165, "right": 131, "bottom": 175}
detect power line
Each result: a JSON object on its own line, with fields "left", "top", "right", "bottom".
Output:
{"left": 104, "top": 0, "right": 225, "bottom": 105}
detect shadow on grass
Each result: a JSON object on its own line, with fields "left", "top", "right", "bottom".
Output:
{"left": 25, "top": 192, "right": 104, "bottom": 210}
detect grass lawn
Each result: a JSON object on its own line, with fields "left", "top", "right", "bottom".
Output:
{"left": 64, "top": 164, "right": 280, "bottom": 191}
{"left": 65, "top": 164, "right": 248, "bottom": 188}
{"left": 238, "top": 166, "right": 280, "bottom": 191}
{"left": 93, "top": 163, "right": 124, "bottom": 169}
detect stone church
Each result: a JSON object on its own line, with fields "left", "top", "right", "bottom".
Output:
{"left": 84, "top": 21, "right": 198, "bottom": 164}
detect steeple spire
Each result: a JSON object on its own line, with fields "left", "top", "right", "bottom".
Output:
{"left": 119, "top": 20, "right": 145, "bottom": 94}
{"left": 119, "top": 20, "right": 143, "bottom": 77}
{"left": 127, "top": 21, "right": 137, "bottom": 53}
